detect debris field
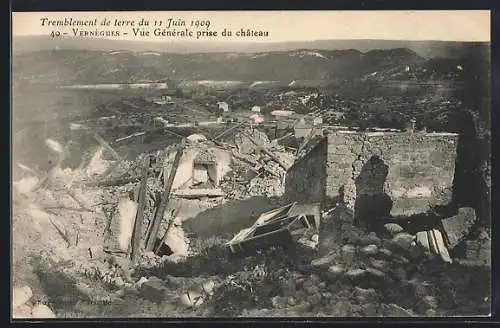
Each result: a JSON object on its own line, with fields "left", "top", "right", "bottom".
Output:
{"left": 12, "top": 124, "right": 490, "bottom": 318}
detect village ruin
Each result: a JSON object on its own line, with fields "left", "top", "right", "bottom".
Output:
{"left": 11, "top": 11, "right": 491, "bottom": 318}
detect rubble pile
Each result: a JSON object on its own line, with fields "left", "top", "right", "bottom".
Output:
{"left": 195, "top": 203, "right": 489, "bottom": 317}
{"left": 219, "top": 128, "right": 295, "bottom": 199}
{"left": 12, "top": 286, "right": 56, "bottom": 319}
{"left": 12, "top": 126, "right": 489, "bottom": 318}
{"left": 12, "top": 127, "right": 299, "bottom": 317}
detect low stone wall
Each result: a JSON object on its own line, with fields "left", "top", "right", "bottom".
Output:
{"left": 284, "top": 130, "right": 459, "bottom": 219}
{"left": 284, "top": 138, "right": 328, "bottom": 205}
{"left": 324, "top": 131, "right": 458, "bottom": 218}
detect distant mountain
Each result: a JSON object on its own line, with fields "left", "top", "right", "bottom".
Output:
{"left": 12, "top": 48, "right": 427, "bottom": 86}
{"left": 12, "top": 35, "right": 489, "bottom": 59}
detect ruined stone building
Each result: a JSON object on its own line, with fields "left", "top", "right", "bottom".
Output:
{"left": 284, "top": 129, "right": 459, "bottom": 222}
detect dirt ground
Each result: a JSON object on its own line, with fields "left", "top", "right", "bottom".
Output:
{"left": 12, "top": 189, "right": 491, "bottom": 318}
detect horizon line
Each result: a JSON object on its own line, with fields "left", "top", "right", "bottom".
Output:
{"left": 13, "top": 35, "right": 492, "bottom": 45}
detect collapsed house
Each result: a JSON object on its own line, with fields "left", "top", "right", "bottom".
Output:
{"left": 12, "top": 121, "right": 491, "bottom": 318}
{"left": 284, "top": 129, "right": 459, "bottom": 217}
{"left": 162, "top": 141, "right": 232, "bottom": 198}
{"left": 282, "top": 128, "right": 485, "bottom": 263}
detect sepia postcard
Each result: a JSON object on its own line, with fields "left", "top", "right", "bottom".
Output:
{"left": 11, "top": 10, "right": 491, "bottom": 319}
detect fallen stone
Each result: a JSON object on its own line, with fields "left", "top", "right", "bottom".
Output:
{"left": 180, "top": 291, "right": 205, "bottom": 308}
{"left": 12, "top": 304, "right": 32, "bottom": 319}
{"left": 354, "top": 287, "right": 378, "bottom": 302}
{"left": 318, "top": 291, "right": 331, "bottom": 301}
{"left": 428, "top": 229, "right": 453, "bottom": 263}
{"left": 139, "top": 276, "right": 167, "bottom": 303}
{"left": 271, "top": 296, "right": 287, "bottom": 309}
{"left": 416, "top": 231, "right": 431, "bottom": 252}
{"left": 345, "top": 269, "right": 366, "bottom": 279}
{"left": 235, "top": 129, "right": 270, "bottom": 155}
{"left": 377, "top": 248, "right": 393, "bottom": 258}
{"left": 12, "top": 286, "right": 33, "bottom": 309}
{"left": 287, "top": 296, "right": 297, "bottom": 306}
{"left": 389, "top": 232, "right": 415, "bottom": 252}
{"left": 370, "top": 259, "right": 388, "bottom": 270}
{"left": 384, "top": 223, "right": 404, "bottom": 235}
{"left": 426, "top": 309, "right": 437, "bottom": 316}
{"left": 143, "top": 251, "right": 156, "bottom": 258}
{"left": 114, "top": 289, "right": 127, "bottom": 298}
{"left": 294, "top": 290, "right": 308, "bottom": 303}
{"left": 294, "top": 278, "right": 305, "bottom": 290}
{"left": 306, "top": 293, "right": 322, "bottom": 306}
{"left": 310, "top": 254, "right": 337, "bottom": 270}
{"left": 341, "top": 244, "right": 356, "bottom": 253}
{"left": 358, "top": 233, "right": 382, "bottom": 246}
{"left": 114, "top": 276, "right": 125, "bottom": 287}
{"left": 201, "top": 280, "right": 217, "bottom": 297}
{"left": 309, "top": 274, "right": 320, "bottom": 282}
{"left": 341, "top": 244, "right": 356, "bottom": 263}
{"left": 406, "top": 241, "right": 427, "bottom": 260}
{"left": 298, "top": 238, "right": 318, "bottom": 250}
{"left": 407, "top": 279, "right": 431, "bottom": 300}
{"left": 365, "top": 267, "right": 385, "bottom": 278}
{"left": 422, "top": 296, "right": 438, "bottom": 309}
{"left": 441, "top": 207, "right": 477, "bottom": 249}
{"left": 359, "top": 303, "right": 379, "bottom": 317}
{"left": 326, "top": 264, "right": 345, "bottom": 281}
{"left": 464, "top": 239, "right": 491, "bottom": 265}
{"left": 31, "top": 304, "right": 56, "bottom": 319}
{"left": 291, "top": 301, "right": 313, "bottom": 313}
{"left": 392, "top": 267, "right": 408, "bottom": 282}
{"left": 135, "top": 277, "right": 149, "bottom": 288}
{"left": 478, "top": 229, "right": 490, "bottom": 241}
{"left": 303, "top": 282, "right": 320, "bottom": 296}
{"left": 392, "top": 254, "right": 410, "bottom": 264}
{"left": 383, "top": 303, "right": 415, "bottom": 317}
{"left": 360, "top": 244, "right": 378, "bottom": 256}
{"left": 328, "top": 299, "right": 352, "bottom": 316}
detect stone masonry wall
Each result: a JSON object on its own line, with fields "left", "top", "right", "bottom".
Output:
{"left": 325, "top": 131, "right": 459, "bottom": 217}
{"left": 284, "top": 138, "right": 328, "bottom": 205}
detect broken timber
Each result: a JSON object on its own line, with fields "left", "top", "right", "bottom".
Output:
{"left": 154, "top": 208, "right": 180, "bottom": 254}
{"left": 93, "top": 133, "right": 122, "bottom": 161}
{"left": 63, "top": 188, "right": 95, "bottom": 213}
{"left": 32, "top": 147, "right": 67, "bottom": 192}
{"left": 98, "top": 159, "right": 125, "bottom": 181}
{"left": 242, "top": 132, "right": 290, "bottom": 171}
{"left": 212, "top": 122, "right": 246, "bottom": 141}
{"left": 145, "top": 145, "right": 185, "bottom": 252}
{"left": 130, "top": 155, "right": 151, "bottom": 262}
{"left": 295, "top": 127, "right": 316, "bottom": 156}
{"left": 226, "top": 202, "right": 321, "bottom": 255}
{"left": 231, "top": 150, "right": 280, "bottom": 177}
{"left": 173, "top": 188, "right": 225, "bottom": 199}
{"left": 115, "top": 132, "right": 146, "bottom": 143}
{"left": 274, "top": 132, "right": 293, "bottom": 143}
{"left": 91, "top": 175, "right": 142, "bottom": 188}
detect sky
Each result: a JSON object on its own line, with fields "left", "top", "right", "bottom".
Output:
{"left": 12, "top": 11, "right": 491, "bottom": 43}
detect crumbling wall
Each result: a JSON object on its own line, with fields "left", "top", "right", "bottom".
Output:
{"left": 163, "top": 146, "right": 232, "bottom": 190}
{"left": 325, "top": 131, "right": 459, "bottom": 218}
{"left": 284, "top": 138, "right": 327, "bottom": 205}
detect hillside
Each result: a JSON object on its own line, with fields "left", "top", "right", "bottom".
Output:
{"left": 13, "top": 48, "right": 425, "bottom": 86}
{"left": 13, "top": 35, "right": 488, "bottom": 59}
